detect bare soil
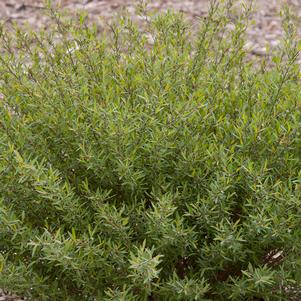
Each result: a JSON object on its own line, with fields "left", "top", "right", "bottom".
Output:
{"left": 0, "top": 0, "right": 301, "bottom": 58}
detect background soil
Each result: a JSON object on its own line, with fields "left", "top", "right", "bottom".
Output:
{"left": 0, "top": 0, "right": 301, "bottom": 58}
{"left": 0, "top": 0, "right": 300, "bottom": 300}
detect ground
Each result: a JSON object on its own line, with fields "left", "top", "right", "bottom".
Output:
{"left": 0, "top": 0, "right": 301, "bottom": 58}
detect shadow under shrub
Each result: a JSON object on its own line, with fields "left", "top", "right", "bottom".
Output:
{"left": 0, "top": 1, "right": 300, "bottom": 300}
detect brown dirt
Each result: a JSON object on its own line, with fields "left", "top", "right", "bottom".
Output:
{"left": 0, "top": 0, "right": 301, "bottom": 58}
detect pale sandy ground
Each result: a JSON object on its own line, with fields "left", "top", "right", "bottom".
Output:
{"left": 0, "top": 0, "right": 301, "bottom": 58}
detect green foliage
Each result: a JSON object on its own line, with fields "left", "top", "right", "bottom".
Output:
{"left": 0, "top": 1, "right": 300, "bottom": 300}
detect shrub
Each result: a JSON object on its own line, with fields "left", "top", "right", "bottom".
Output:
{"left": 0, "top": 1, "right": 300, "bottom": 300}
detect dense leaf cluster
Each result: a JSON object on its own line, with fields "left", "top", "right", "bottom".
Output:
{"left": 0, "top": 1, "right": 300, "bottom": 300}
